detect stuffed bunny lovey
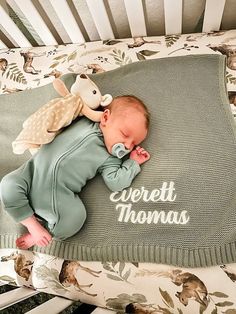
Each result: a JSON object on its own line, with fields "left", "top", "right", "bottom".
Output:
{"left": 12, "top": 74, "right": 112, "bottom": 155}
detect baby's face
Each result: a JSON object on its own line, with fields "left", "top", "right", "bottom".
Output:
{"left": 100, "top": 107, "right": 148, "bottom": 155}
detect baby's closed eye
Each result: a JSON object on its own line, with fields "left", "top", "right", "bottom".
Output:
{"left": 121, "top": 131, "right": 128, "bottom": 137}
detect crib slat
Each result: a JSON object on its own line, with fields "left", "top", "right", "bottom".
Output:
{"left": 0, "top": 4, "right": 32, "bottom": 47}
{"left": 49, "top": 0, "right": 85, "bottom": 43}
{"left": 202, "top": 0, "right": 226, "bottom": 33}
{"left": 164, "top": 0, "right": 182, "bottom": 35}
{"left": 0, "top": 287, "right": 39, "bottom": 310}
{"left": 86, "top": 0, "right": 114, "bottom": 40}
{"left": 91, "top": 308, "right": 115, "bottom": 314}
{"left": 124, "top": 0, "right": 147, "bottom": 37}
{"left": 25, "top": 296, "right": 74, "bottom": 314}
{"left": 0, "top": 39, "right": 7, "bottom": 49}
{"left": 9, "top": 0, "right": 57, "bottom": 46}
{"left": 0, "top": 281, "right": 7, "bottom": 286}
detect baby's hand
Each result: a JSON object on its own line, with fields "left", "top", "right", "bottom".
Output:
{"left": 130, "top": 146, "right": 150, "bottom": 165}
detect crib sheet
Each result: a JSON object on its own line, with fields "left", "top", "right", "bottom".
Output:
{"left": 0, "top": 30, "right": 236, "bottom": 313}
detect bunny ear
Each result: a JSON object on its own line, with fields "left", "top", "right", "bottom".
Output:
{"left": 53, "top": 78, "right": 70, "bottom": 97}
{"left": 101, "top": 94, "right": 113, "bottom": 107}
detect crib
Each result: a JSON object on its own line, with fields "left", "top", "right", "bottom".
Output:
{"left": 1, "top": 1, "right": 236, "bottom": 313}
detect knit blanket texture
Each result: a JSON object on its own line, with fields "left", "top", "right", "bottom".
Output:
{"left": 0, "top": 54, "right": 235, "bottom": 267}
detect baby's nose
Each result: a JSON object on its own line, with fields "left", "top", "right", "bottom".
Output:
{"left": 125, "top": 141, "right": 134, "bottom": 150}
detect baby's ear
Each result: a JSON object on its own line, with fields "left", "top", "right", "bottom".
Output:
{"left": 100, "top": 109, "right": 110, "bottom": 126}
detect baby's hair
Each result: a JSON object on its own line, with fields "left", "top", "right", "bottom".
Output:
{"left": 107, "top": 95, "right": 150, "bottom": 129}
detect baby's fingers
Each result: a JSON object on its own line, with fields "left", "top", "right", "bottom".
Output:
{"left": 136, "top": 146, "right": 144, "bottom": 154}
{"left": 141, "top": 150, "right": 151, "bottom": 160}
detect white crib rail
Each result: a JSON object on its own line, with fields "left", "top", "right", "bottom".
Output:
{"left": 0, "top": 0, "right": 231, "bottom": 48}
{"left": 124, "top": 0, "right": 147, "bottom": 37}
{"left": 0, "top": 286, "right": 39, "bottom": 311}
{"left": 164, "top": 0, "right": 182, "bottom": 35}
{"left": 25, "top": 296, "right": 74, "bottom": 314}
{"left": 86, "top": 0, "right": 114, "bottom": 40}
{"left": 0, "top": 38, "right": 7, "bottom": 49}
{"left": 0, "top": 283, "right": 113, "bottom": 313}
{"left": 202, "top": 0, "right": 226, "bottom": 33}
{"left": 50, "top": 0, "right": 85, "bottom": 43}
{"left": 0, "top": 2, "right": 32, "bottom": 47}
{"left": 10, "top": 0, "right": 58, "bottom": 46}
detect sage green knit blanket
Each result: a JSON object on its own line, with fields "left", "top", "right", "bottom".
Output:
{"left": 1, "top": 54, "right": 236, "bottom": 267}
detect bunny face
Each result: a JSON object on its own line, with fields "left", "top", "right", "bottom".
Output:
{"left": 70, "top": 74, "right": 102, "bottom": 109}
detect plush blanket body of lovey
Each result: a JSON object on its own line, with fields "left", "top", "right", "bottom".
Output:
{"left": 12, "top": 93, "right": 83, "bottom": 154}
{"left": 0, "top": 54, "right": 235, "bottom": 268}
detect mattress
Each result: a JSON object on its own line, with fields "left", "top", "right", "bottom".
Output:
{"left": 0, "top": 30, "right": 236, "bottom": 313}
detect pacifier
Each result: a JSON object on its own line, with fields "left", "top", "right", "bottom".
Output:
{"left": 111, "top": 143, "right": 131, "bottom": 159}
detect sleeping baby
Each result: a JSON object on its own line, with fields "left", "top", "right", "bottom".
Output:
{"left": 0, "top": 95, "right": 150, "bottom": 249}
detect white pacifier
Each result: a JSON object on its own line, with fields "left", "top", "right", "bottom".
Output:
{"left": 111, "top": 143, "right": 131, "bottom": 159}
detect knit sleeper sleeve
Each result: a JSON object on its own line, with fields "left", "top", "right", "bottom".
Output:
{"left": 98, "top": 157, "right": 141, "bottom": 192}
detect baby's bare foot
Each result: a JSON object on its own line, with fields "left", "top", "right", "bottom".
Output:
{"left": 36, "top": 236, "right": 51, "bottom": 247}
{"left": 27, "top": 222, "right": 52, "bottom": 245}
{"left": 16, "top": 233, "right": 51, "bottom": 249}
{"left": 16, "top": 233, "right": 36, "bottom": 249}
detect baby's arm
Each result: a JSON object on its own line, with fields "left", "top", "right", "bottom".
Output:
{"left": 99, "top": 158, "right": 139, "bottom": 191}
{"left": 99, "top": 148, "right": 150, "bottom": 192}
{"left": 129, "top": 146, "right": 150, "bottom": 165}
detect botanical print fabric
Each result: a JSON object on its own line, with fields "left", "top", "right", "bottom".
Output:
{"left": 0, "top": 30, "right": 236, "bottom": 95}
{"left": 1, "top": 249, "right": 236, "bottom": 313}
{"left": 0, "top": 30, "right": 236, "bottom": 313}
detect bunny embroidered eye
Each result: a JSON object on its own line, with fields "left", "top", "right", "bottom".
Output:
{"left": 93, "top": 90, "right": 97, "bottom": 94}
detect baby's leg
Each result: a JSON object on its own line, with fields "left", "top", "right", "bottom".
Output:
{"left": 0, "top": 170, "right": 51, "bottom": 249}
{"left": 52, "top": 194, "right": 86, "bottom": 240}
{"left": 16, "top": 215, "right": 52, "bottom": 249}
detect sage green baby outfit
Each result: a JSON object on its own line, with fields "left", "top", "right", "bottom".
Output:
{"left": 0, "top": 117, "right": 140, "bottom": 239}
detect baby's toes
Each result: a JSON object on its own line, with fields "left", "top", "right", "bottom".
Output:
{"left": 45, "top": 234, "right": 52, "bottom": 243}
{"left": 16, "top": 233, "right": 36, "bottom": 249}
